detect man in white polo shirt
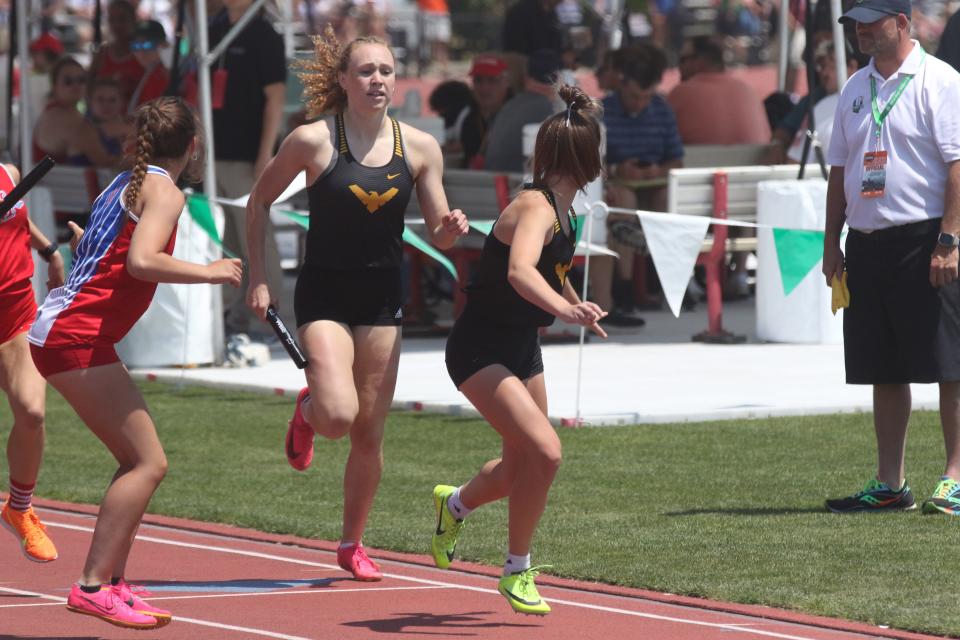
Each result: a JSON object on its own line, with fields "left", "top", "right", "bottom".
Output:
{"left": 822, "top": 0, "right": 960, "bottom": 515}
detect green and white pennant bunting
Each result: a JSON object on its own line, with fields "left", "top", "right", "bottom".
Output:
{"left": 639, "top": 212, "right": 710, "bottom": 317}
{"left": 184, "top": 191, "right": 458, "bottom": 279}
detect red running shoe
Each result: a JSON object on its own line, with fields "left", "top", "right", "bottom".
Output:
{"left": 66, "top": 583, "right": 158, "bottom": 629}
{"left": 337, "top": 543, "right": 383, "bottom": 581}
{"left": 110, "top": 580, "right": 171, "bottom": 627}
{"left": 286, "top": 387, "right": 314, "bottom": 471}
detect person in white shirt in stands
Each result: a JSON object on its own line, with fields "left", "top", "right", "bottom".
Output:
{"left": 786, "top": 40, "right": 860, "bottom": 164}
{"left": 822, "top": 0, "right": 960, "bottom": 515}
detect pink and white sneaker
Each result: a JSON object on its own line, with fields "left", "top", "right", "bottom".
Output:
{"left": 110, "top": 580, "right": 172, "bottom": 627}
{"left": 285, "top": 387, "right": 315, "bottom": 471}
{"left": 66, "top": 583, "right": 158, "bottom": 629}
{"left": 337, "top": 543, "right": 383, "bottom": 581}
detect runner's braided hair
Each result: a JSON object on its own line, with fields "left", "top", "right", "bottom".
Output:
{"left": 124, "top": 96, "right": 202, "bottom": 211}
{"left": 531, "top": 85, "right": 603, "bottom": 191}
{"left": 296, "top": 25, "right": 394, "bottom": 118}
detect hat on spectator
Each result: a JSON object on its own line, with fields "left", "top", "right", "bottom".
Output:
{"left": 131, "top": 20, "right": 167, "bottom": 49}
{"left": 839, "top": 0, "right": 911, "bottom": 24}
{"left": 469, "top": 55, "right": 508, "bottom": 78}
{"left": 527, "top": 49, "right": 560, "bottom": 84}
{"left": 29, "top": 33, "right": 64, "bottom": 56}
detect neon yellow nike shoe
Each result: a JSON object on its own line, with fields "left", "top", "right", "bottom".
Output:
{"left": 431, "top": 484, "right": 465, "bottom": 569}
{"left": 498, "top": 565, "right": 552, "bottom": 615}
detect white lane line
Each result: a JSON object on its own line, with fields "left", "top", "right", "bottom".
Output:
{"left": 0, "top": 585, "right": 449, "bottom": 608}
{"left": 0, "top": 586, "right": 312, "bottom": 640}
{"left": 45, "top": 520, "right": 827, "bottom": 640}
{"left": 147, "top": 585, "right": 448, "bottom": 602}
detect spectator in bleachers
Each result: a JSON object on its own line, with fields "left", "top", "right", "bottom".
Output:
{"left": 26, "top": 33, "right": 65, "bottom": 131}
{"left": 602, "top": 44, "right": 682, "bottom": 323}
{"left": 785, "top": 41, "right": 860, "bottom": 164}
{"left": 418, "top": 0, "right": 451, "bottom": 75}
{"left": 209, "top": 0, "right": 287, "bottom": 337}
{"left": 460, "top": 54, "right": 512, "bottom": 169}
{"left": 29, "top": 33, "right": 63, "bottom": 74}
{"left": 32, "top": 57, "right": 122, "bottom": 168}
{"left": 127, "top": 20, "right": 171, "bottom": 113}
{"left": 482, "top": 49, "right": 560, "bottom": 173}
{"left": 667, "top": 36, "right": 769, "bottom": 298}
{"left": 765, "top": 30, "right": 869, "bottom": 164}
{"left": 502, "top": 0, "right": 563, "bottom": 56}
{"left": 358, "top": 0, "right": 390, "bottom": 40}
{"left": 594, "top": 45, "right": 648, "bottom": 97}
{"left": 428, "top": 80, "right": 476, "bottom": 155}
{"left": 89, "top": 0, "right": 144, "bottom": 107}
{"left": 87, "top": 78, "right": 133, "bottom": 157}
{"left": 666, "top": 36, "right": 771, "bottom": 145}
{"left": 594, "top": 48, "right": 620, "bottom": 94}
{"left": 936, "top": 8, "right": 960, "bottom": 71}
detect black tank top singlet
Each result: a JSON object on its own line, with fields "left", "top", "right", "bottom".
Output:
{"left": 304, "top": 114, "right": 415, "bottom": 269}
{"left": 463, "top": 186, "right": 578, "bottom": 327}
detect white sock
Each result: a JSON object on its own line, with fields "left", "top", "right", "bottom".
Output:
{"left": 504, "top": 552, "right": 531, "bottom": 576}
{"left": 339, "top": 541, "right": 359, "bottom": 550}
{"left": 447, "top": 486, "right": 473, "bottom": 520}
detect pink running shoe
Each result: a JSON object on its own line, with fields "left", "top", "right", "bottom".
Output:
{"left": 285, "top": 387, "right": 315, "bottom": 471}
{"left": 66, "top": 583, "right": 158, "bottom": 629}
{"left": 110, "top": 580, "right": 172, "bottom": 627}
{"left": 337, "top": 543, "right": 383, "bottom": 581}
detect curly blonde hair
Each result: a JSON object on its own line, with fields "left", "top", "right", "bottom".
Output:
{"left": 296, "top": 25, "right": 393, "bottom": 119}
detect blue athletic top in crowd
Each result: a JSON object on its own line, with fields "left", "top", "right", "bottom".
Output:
{"left": 602, "top": 93, "right": 684, "bottom": 166}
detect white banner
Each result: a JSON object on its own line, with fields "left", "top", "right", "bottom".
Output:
{"left": 639, "top": 213, "right": 710, "bottom": 318}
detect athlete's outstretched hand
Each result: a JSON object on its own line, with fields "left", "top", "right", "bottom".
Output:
{"left": 440, "top": 209, "right": 469, "bottom": 236}
{"left": 67, "top": 221, "right": 84, "bottom": 253}
{"left": 208, "top": 258, "right": 242, "bottom": 287}
{"left": 561, "top": 301, "right": 608, "bottom": 338}
{"left": 246, "top": 281, "right": 275, "bottom": 321}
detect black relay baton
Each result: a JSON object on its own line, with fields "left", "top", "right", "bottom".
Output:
{"left": 266, "top": 305, "right": 308, "bottom": 369}
{"left": 0, "top": 156, "right": 56, "bottom": 219}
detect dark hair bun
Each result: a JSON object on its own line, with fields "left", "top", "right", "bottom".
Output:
{"left": 557, "top": 84, "right": 601, "bottom": 121}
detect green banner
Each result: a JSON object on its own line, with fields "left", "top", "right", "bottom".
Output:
{"left": 469, "top": 220, "right": 493, "bottom": 235}
{"left": 402, "top": 227, "right": 458, "bottom": 280}
{"left": 277, "top": 209, "right": 309, "bottom": 230}
{"left": 772, "top": 228, "right": 825, "bottom": 296}
{"left": 185, "top": 193, "right": 239, "bottom": 259}
{"left": 274, "top": 209, "right": 458, "bottom": 280}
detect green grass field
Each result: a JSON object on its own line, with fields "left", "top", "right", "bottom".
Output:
{"left": 5, "top": 381, "right": 958, "bottom": 637}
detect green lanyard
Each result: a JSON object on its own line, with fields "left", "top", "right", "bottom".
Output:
{"left": 869, "top": 48, "right": 925, "bottom": 139}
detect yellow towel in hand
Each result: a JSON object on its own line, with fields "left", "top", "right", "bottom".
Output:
{"left": 831, "top": 272, "right": 850, "bottom": 315}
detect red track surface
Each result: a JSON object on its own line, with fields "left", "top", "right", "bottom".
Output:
{"left": 0, "top": 500, "right": 946, "bottom": 640}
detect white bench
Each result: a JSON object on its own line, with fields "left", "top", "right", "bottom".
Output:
{"left": 682, "top": 143, "right": 771, "bottom": 169}
{"left": 667, "top": 164, "right": 825, "bottom": 342}
{"left": 42, "top": 166, "right": 119, "bottom": 237}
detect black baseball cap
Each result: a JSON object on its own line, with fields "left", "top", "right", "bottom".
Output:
{"left": 839, "top": 0, "right": 911, "bottom": 24}
{"left": 527, "top": 49, "right": 560, "bottom": 84}
{"left": 132, "top": 20, "right": 167, "bottom": 49}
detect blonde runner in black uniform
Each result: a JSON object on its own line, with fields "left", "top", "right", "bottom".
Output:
{"left": 245, "top": 27, "right": 468, "bottom": 581}
{"left": 432, "top": 86, "right": 607, "bottom": 616}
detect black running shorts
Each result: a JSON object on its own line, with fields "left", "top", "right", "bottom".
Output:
{"left": 294, "top": 267, "right": 403, "bottom": 328}
{"left": 843, "top": 218, "right": 960, "bottom": 384}
{"left": 445, "top": 311, "right": 544, "bottom": 388}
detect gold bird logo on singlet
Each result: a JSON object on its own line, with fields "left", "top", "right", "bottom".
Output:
{"left": 349, "top": 184, "right": 399, "bottom": 213}
{"left": 555, "top": 261, "right": 573, "bottom": 285}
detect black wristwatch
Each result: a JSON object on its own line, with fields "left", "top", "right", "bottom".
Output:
{"left": 38, "top": 242, "right": 59, "bottom": 262}
{"left": 937, "top": 232, "right": 960, "bottom": 248}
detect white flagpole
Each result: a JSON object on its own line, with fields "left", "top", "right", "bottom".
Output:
{"left": 574, "top": 201, "right": 605, "bottom": 425}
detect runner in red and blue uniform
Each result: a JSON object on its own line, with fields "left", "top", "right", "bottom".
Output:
{"left": 29, "top": 97, "right": 242, "bottom": 630}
